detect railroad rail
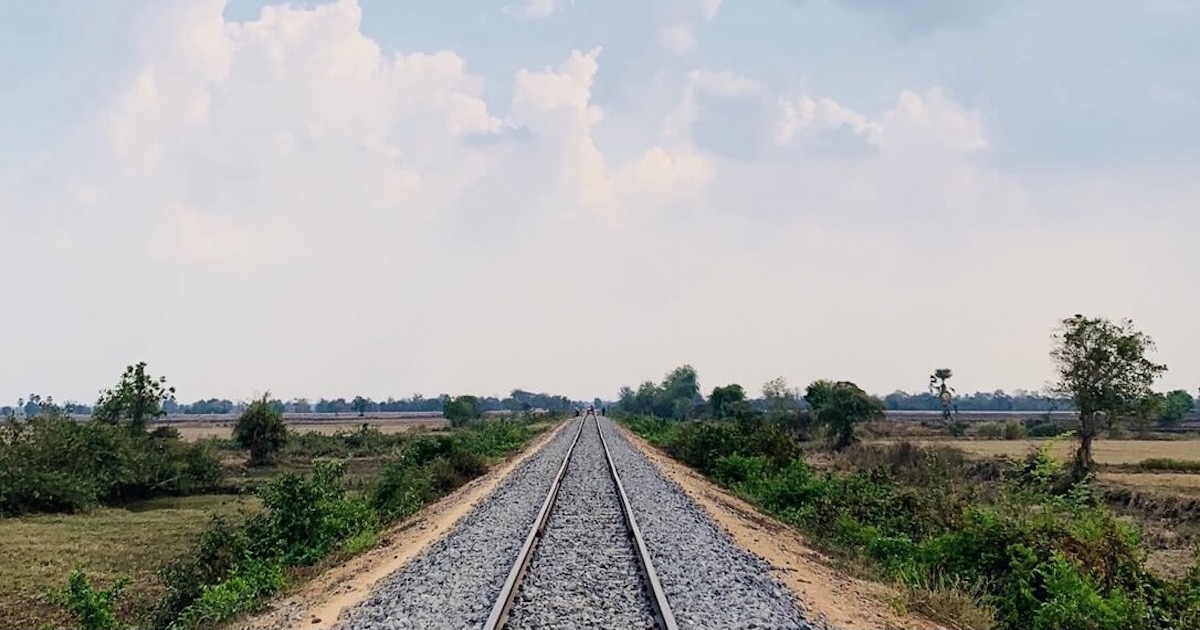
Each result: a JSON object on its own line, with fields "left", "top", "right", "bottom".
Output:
{"left": 482, "top": 415, "right": 679, "bottom": 630}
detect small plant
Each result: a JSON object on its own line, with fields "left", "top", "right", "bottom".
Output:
{"left": 52, "top": 567, "right": 129, "bottom": 630}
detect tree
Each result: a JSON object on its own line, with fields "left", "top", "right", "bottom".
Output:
{"left": 351, "top": 396, "right": 371, "bottom": 417}
{"left": 291, "top": 398, "right": 312, "bottom": 413}
{"left": 23, "top": 394, "right": 42, "bottom": 417}
{"left": 443, "top": 395, "right": 482, "bottom": 427}
{"left": 1051, "top": 314, "right": 1167, "bottom": 480}
{"left": 762, "top": 377, "right": 800, "bottom": 413}
{"left": 1161, "top": 390, "right": 1195, "bottom": 426}
{"left": 661, "top": 365, "right": 701, "bottom": 419}
{"left": 709, "top": 384, "right": 747, "bottom": 418}
{"left": 1131, "top": 393, "right": 1165, "bottom": 438}
{"left": 233, "top": 394, "right": 288, "bottom": 465}
{"left": 93, "top": 362, "right": 175, "bottom": 433}
{"left": 805, "top": 380, "right": 884, "bottom": 450}
{"left": 929, "top": 368, "right": 956, "bottom": 425}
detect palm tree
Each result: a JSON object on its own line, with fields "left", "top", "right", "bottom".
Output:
{"left": 929, "top": 368, "right": 956, "bottom": 424}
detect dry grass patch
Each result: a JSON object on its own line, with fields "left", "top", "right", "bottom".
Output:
{"left": 894, "top": 577, "right": 997, "bottom": 630}
{"left": 1100, "top": 472, "right": 1200, "bottom": 496}
{"left": 0, "top": 494, "right": 257, "bottom": 629}
{"left": 165, "top": 419, "right": 446, "bottom": 441}
{"left": 879, "top": 438, "right": 1200, "bottom": 466}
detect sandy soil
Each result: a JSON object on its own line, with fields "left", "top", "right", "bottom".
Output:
{"left": 232, "top": 421, "right": 568, "bottom": 630}
{"left": 620, "top": 429, "right": 947, "bottom": 630}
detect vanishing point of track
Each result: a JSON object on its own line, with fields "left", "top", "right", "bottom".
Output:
{"left": 482, "top": 415, "right": 679, "bottom": 630}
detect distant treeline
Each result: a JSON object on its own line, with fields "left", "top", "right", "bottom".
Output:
{"left": 878, "top": 390, "right": 1074, "bottom": 412}
{"left": 2, "top": 389, "right": 588, "bottom": 418}
{"left": 3, "top": 389, "right": 1072, "bottom": 418}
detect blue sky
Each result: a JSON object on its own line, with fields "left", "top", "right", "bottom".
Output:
{"left": 1, "top": 0, "right": 1197, "bottom": 403}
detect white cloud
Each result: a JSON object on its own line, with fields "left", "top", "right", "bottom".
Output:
{"left": 513, "top": 48, "right": 711, "bottom": 223}
{"left": 659, "top": 25, "right": 698, "bottom": 55}
{"left": 1, "top": 0, "right": 1197, "bottom": 402}
{"left": 657, "top": 0, "right": 723, "bottom": 55}
{"left": 148, "top": 204, "right": 251, "bottom": 266}
{"left": 503, "top": 0, "right": 571, "bottom": 20}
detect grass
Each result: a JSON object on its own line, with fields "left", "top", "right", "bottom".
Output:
{"left": 879, "top": 438, "right": 1200, "bottom": 466}
{"left": 1099, "top": 472, "right": 1200, "bottom": 496}
{"left": 895, "top": 576, "right": 997, "bottom": 630}
{"left": 0, "top": 494, "right": 257, "bottom": 630}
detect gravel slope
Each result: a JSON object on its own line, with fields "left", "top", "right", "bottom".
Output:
{"left": 331, "top": 419, "right": 580, "bottom": 630}
{"left": 506, "top": 415, "right": 656, "bottom": 629}
{"left": 599, "top": 417, "right": 815, "bottom": 630}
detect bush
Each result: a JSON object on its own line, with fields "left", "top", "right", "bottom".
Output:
{"left": 977, "top": 422, "right": 1005, "bottom": 439}
{"left": 624, "top": 416, "right": 1200, "bottom": 630}
{"left": 443, "top": 395, "right": 482, "bottom": 427}
{"left": 84, "top": 415, "right": 549, "bottom": 629}
{"left": 1003, "top": 421, "right": 1026, "bottom": 441}
{"left": 1027, "top": 421, "right": 1068, "bottom": 438}
{"left": 233, "top": 395, "right": 288, "bottom": 465}
{"left": 171, "top": 560, "right": 284, "bottom": 629}
{"left": 155, "top": 515, "right": 250, "bottom": 627}
{"left": 1137, "top": 458, "right": 1200, "bottom": 473}
{"left": 371, "top": 464, "right": 435, "bottom": 521}
{"left": 52, "top": 568, "right": 129, "bottom": 630}
{"left": 245, "top": 460, "right": 378, "bottom": 566}
{"left": 0, "top": 413, "right": 224, "bottom": 515}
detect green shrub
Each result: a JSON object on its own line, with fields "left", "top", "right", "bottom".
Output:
{"left": 712, "top": 454, "right": 772, "bottom": 491}
{"left": 233, "top": 395, "right": 288, "bottom": 465}
{"left": 977, "top": 422, "right": 1005, "bottom": 439}
{"left": 1137, "top": 458, "right": 1200, "bottom": 473}
{"left": 371, "top": 464, "right": 435, "bottom": 521}
{"left": 0, "top": 413, "right": 224, "bottom": 515}
{"left": 171, "top": 560, "right": 284, "bottom": 629}
{"left": 142, "top": 417, "right": 547, "bottom": 629}
{"left": 245, "top": 460, "right": 378, "bottom": 566}
{"left": 283, "top": 424, "right": 409, "bottom": 459}
{"left": 1003, "top": 421, "right": 1026, "bottom": 441}
{"left": 443, "top": 395, "right": 482, "bottom": 427}
{"left": 624, "top": 416, "right": 1200, "bottom": 630}
{"left": 52, "top": 567, "right": 129, "bottom": 630}
{"left": 154, "top": 514, "right": 251, "bottom": 626}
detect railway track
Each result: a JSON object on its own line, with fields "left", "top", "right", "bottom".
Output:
{"left": 483, "top": 414, "right": 678, "bottom": 630}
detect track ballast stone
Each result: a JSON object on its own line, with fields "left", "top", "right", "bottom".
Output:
{"left": 506, "top": 416, "right": 656, "bottom": 629}
{"left": 331, "top": 419, "right": 580, "bottom": 630}
{"left": 599, "top": 417, "right": 814, "bottom": 630}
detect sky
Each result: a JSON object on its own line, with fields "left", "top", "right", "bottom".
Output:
{"left": 1, "top": 0, "right": 1198, "bottom": 404}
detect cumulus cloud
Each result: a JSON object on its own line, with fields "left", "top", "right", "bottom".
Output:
{"left": 512, "top": 48, "right": 712, "bottom": 223}
{"left": 1, "top": 0, "right": 1197, "bottom": 401}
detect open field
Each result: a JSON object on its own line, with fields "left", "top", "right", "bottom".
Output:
{"left": 1100, "top": 472, "right": 1200, "bottom": 496}
{"left": 0, "top": 494, "right": 257, "bottom": 629}
{"left": 880, "top": 438, "right": 1200, "bottom": 466}
{"left": 161, "top": 417, "right": 448, "bottom": 441}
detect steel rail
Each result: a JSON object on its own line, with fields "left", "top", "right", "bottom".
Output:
{"left": 482, "top": 416, "right": 586, "bottom": 630}
{"left": 596, "top": 417, "right": 680, "bottom": 630}
{"left": 482, "top": 415, "right": 679, "bottom": 630}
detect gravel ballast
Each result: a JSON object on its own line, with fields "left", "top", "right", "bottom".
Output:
{"left": 332, "top": 419, "right": 580, "bottom": 630}
{"left": 506, "top": 415, "right": 656, "bottom": 629}
{"left": 598, "top": 417, "right": 815, "bottom": 630}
